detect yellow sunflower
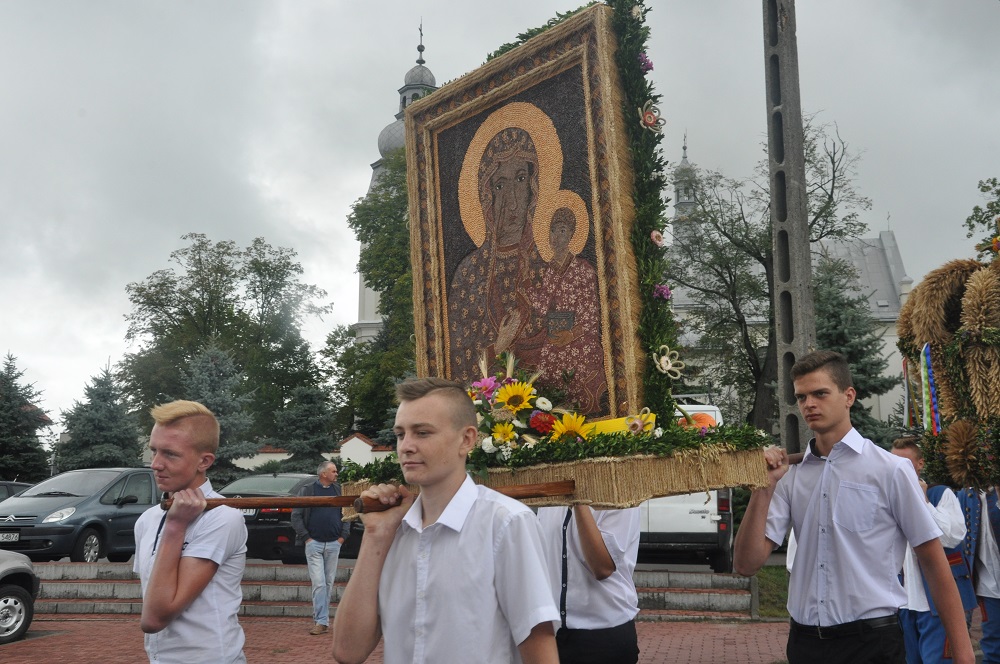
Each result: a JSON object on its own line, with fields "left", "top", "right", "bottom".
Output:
{"left": 491, "top": 422, "right": 516, "bottom": 444}
{"left": 495, "top": 381, "right": 535, "bottom": 414}
{"left": 551, "top": 412, "right": 594, "bottom": 441}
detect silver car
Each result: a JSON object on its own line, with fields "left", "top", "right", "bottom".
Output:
{"left": 0, "top": 549, "right": 39, "bottom": 644}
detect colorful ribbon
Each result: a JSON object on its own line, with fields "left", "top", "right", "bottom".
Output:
{"left": 920, "top": 343, "right": 941, "bottom": 435}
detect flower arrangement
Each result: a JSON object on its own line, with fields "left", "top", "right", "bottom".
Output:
{"left": 461, "top": 352, "right": 772, "bottom": 473}
{"left": 470, "top": 353, "right": 597, "bottom": 464}
{"left": 339, "top": 354, "right": 775, "bottom": 500}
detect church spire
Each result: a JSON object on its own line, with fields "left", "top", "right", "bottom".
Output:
{"left": 416, "top": 21, "right": 426, "bottom": 65}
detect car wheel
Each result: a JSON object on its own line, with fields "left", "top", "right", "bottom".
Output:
{"left": 71, "top": 528, "right": 104, "bottom": 563}
{"left": 106, "top": 552, "right": 132, "bottom": 563}
{"left": 0, "top": 584, "right": 34, "bottom": 645}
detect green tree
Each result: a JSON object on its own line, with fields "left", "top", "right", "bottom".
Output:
{"left": 667, "top": 120, "right": 870, "bottom": 430}
{"left": 271, "top": 386, "right": 335, "bottom": 470}
{"left": 964, "top": 177, "right": 1000, "bottom": 257}
{"left": 322, "top": 149, "right": 414, "bottom": 439}
{"left": 120, "top": 233, "right": 330, "bottom": 439}
{"left": 0, "top": 354, "right": 51, "bottom": 481}
{"left": 814, "top": 256, "right": 900, "bottom": 447}
{"left": 60, "top": 367, "right": 142, "bottom": 470}
{"left": 182, "top": 342, "right": 255, "bottom": 484}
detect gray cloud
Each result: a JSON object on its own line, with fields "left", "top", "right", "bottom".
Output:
{"left": 0, "top": 0, "right": 995, "bottom": 425}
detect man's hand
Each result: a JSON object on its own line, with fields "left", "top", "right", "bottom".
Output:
{"left": 360, "top": 484, "right": 414, "bottom": 540}
{"left": 762, "top": 446, "right": 790, "bottom": 488}
{"left": 164, "top": 487, "right": 207, "bottom": 527}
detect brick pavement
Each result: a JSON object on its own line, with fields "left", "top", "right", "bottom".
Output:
{"left": 12, "top": 614, "right": 792, "bottom": 664}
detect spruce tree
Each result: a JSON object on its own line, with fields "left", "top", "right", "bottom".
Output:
{"left": 182, "top": 343, "right": 255, "bottom": 484}
{"left": 814, "top": 256, "right": 900, "bottom": 446}
{"left": 0, "top": 353, "right": 52, "bottom": 481}
{"left": 60, "top": 367, "right": 143, "bottom": 470}
{"left": 271, "top": 385, "right": 335, "bottom": 470}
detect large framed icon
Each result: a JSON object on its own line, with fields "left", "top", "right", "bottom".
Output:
{"left": 405, "top": 4, "right": 644, "bottom": 417}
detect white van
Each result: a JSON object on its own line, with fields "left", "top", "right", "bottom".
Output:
{"left": 637, "top": 404, "right": 734, "bottom": 572}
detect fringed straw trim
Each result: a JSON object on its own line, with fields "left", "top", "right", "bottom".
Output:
{"left": 342, "top": 447, "right": 768, "bottom": 518}
{"left": 962, "top": 267, "right": 1000, "bottom": 334}
{"left": 907, "top": 259, "right": 982, "bottom": 346}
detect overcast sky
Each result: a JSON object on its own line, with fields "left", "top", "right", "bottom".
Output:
{"left": 2, "top": 0, "right": 997, "bottom": 434}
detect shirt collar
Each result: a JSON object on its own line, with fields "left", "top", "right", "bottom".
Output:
{"left": 803, "top": 427, "right": 864, "bottom": 461}
{"left": 402, "top": 474, "right": 477, "bottom": 533}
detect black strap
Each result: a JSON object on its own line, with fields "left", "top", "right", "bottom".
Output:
{"left": 151, "top": 511, "right": 167, "bottom": 555}
{"left": 560, "top": 506, "right": 572, "bottom": 629}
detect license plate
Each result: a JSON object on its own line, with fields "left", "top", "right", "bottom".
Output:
{"left": 0, "top": 532, "right": 18, "bottom": 542}
{"left": 240, "top": 509, "right": 257, "bottom": 517}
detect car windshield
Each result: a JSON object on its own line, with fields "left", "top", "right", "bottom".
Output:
{"left": 220, "top": 476, "right": 308, "bottom": 495}
{"left": 21, "top": 470, "right": 122, "bottom": 497}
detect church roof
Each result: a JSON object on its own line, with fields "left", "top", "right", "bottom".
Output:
{"left": 404, "top": 63, "right": 436, "bottom": 87}
{"left": 378, "top": 118, "right": 406, "bottom": 158}
{"left": 670, "top": 230, "right": 911, "bottom": 324}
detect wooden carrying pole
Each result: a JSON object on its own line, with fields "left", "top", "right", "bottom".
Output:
{"left": 159, "top": 479, "right": 577, "bottom": 514}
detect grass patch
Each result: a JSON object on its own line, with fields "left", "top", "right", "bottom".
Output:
{"left": 756, "top": 565, "right": 790, "bottom": 619}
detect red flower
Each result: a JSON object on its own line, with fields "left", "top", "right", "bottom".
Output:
{"left": 529, "top": 410, "right": 557, "bottom": 434}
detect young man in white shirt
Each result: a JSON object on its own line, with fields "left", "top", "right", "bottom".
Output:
{"left": 331, "top": 377, "right": 560, "bottom": 664}
{"left": 537, "top": 505, "right": 641, "bottom": 663}
{"left": 733, "top": 350, "right": 974, "bottom": 664}
{"left": 133, "top": 400, "right": 248, "bottom": 664}
{"left": 891, "top": 437, "right": 970, "bottom": 663}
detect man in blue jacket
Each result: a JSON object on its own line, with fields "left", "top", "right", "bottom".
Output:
{"left": 291, "top": 461, "right": 346, "bottom": 635}
{"left": 892, "top": 437, "right": 978, "bottom": 663}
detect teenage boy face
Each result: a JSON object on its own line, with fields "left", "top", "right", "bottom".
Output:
{"left": 393, "top": 392, "right": 475, "bottom": 489}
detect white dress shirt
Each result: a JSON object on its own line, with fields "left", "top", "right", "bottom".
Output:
{"left": 537, "top": 506, "right": 640, "bottom": 630}
{"left": 901, "top": 486, "right": 966, "bottom": 611}
{"left": 764, "top": 429, "right": 942, "bottom": 626}
{"left": 377, "top": 475, "right": 559, "bottom": 664}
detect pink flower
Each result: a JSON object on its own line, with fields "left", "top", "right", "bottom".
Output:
{"left": 471, "top": 376, "right": 499, "bottom": 400}
{"left": 650, "top": 230, "right": 665, "bottom": 247}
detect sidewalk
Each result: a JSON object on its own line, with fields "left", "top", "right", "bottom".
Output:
{"left": 12, "top": 614, "right": 791, "bottom": 664}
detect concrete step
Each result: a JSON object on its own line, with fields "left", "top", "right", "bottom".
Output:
{"left": 34, "top": 562, "right": 758, "bottom": 620}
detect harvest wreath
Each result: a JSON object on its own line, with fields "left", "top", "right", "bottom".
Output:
{"left": 339, "top": 354, "right": 771, "bottom": 512}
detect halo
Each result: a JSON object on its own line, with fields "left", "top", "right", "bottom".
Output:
{"left": 534, "top": 189, "right": 590, "bottom": 262}
{"left": 457, "top": 102, "right": 563, "bottom": 247}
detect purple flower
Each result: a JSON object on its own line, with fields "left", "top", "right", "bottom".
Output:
{"left": 699, "top": 426, "right": 708, "bottom": 437}
{"left": 638, "top": 52, "right": 653, "bottom": 74}
{"left": 653, "top": 284, "right": 672, "bottom": 300}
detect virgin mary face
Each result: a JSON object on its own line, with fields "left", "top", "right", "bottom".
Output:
{"left": 489, "top": 155, "right": 534, "bottom": 246}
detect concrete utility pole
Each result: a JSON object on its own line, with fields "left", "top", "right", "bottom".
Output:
{"left": 762, "top": 0, "right": 815, "bottom": 453}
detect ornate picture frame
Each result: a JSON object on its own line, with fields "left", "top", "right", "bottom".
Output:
{"left": 405, "top": 4, "right": 644, "bottom": 417}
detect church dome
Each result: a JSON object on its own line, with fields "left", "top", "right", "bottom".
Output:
{"left": 378, "top": 118, "right": 406, "bottom": 158}
{"left": 404, "top": 63, "right": 436, "bottom": 87}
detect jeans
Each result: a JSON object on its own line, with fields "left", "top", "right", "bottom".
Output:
{"left": 982, "top": 596, "right": 1000, "bottom": 663}
{"left": 305, "top": 539, "right": 342, "bottom": 626}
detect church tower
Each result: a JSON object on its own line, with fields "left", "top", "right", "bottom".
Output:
{"left": 353, "top": 31, "right": 437, "bottom": 343}
{"left": 671, "top": 134, "right": 698, "bottom": 246}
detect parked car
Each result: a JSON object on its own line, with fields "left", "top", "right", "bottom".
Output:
{"left": 0, "top": 468, "right": 157, "bottom": 563}
{"left": 638, "top": 405, "right": 734, "bottom": 572}
{"left": 0, "top": 481, "right": 32, "bottom": 502}
{"left": 0, "top": 549, "right": 39, "bottom": 644}
{"left": 218, "top": 473, "right": 363, "bottom": 564}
